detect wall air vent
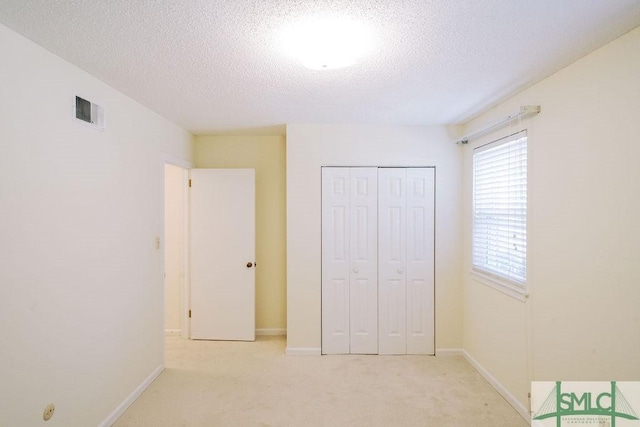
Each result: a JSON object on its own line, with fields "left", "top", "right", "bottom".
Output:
{"left": 74, "top": 95, "right": 105, "bottom": 130}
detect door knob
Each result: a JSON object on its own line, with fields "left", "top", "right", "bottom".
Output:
{"left": 397, "top": 268, "right": 404, "bottom": 274}
{"left": 246, "top": 262, "right": 253, "bottom": 268}
{"left": 353, "top": 267, "right": 360, "bottom": 274}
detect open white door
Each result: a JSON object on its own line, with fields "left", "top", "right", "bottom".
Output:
{"left": 190, "top": 169, "right": 255, "bottom": 341}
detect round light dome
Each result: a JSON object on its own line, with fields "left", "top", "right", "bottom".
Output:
{"left": 281, "top": 16, "right": 374, "bottom": 70}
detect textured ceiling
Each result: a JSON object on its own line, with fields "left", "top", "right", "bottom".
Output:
{"left": 1, "top": 1, "right": 639, "bottom": 135}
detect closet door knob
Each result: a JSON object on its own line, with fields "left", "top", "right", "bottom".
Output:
{"left": 397, "top": 268, "right": 404, "bottom": 274}
{"left": 246, "top": 262, "right": 253, "bottom": 268}
{"left": 353, "top": 267, "right": 360, "bottom": 274}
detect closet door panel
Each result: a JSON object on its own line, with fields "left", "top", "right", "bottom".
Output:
{"left": 349, "top": 168, "right": 379, "bottom": 354}
{"left": 378, "top": 168, "right": 407, "bottom": 355}
{"left": 406, "top": 168, "right": 435, "bottom": 355}
{"left": 323, "top": 166, "right": 435, "bottom": 356}
{"left": 321, "top": 168, "right": 350, "bottom": 354}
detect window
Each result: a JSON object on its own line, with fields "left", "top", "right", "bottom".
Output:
{"left": 472, "top": 131, "right": 527, "bottom": 296}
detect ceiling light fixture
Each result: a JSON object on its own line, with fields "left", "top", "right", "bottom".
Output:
{"left": 281, "top": 16, "right": 374, "bottom": 70}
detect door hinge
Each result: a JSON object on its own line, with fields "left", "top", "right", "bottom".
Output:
{"left": 189, "top": 310, "right": 192, "bottom": 318}
{"left": 189, "top": 179, "right": 192, "bottom": 188}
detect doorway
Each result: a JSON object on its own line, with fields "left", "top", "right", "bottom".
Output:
{"left": 163, "top": 162, "right": 258, "bottom": 342}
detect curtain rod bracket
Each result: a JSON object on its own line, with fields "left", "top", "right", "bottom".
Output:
{"left": 456, "top": 105, "right": 540, "bottom": 145}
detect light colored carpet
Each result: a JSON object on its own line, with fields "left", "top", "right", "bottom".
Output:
{"left": 114, "top": 336, "right": 529, "bottom": 427}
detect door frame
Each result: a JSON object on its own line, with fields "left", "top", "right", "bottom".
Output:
{"left": 162, "top": 154, "right": 192, "bottom": 343}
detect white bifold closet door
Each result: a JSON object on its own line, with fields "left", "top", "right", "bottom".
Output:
{"left": 322, "top": 167, "right": 434, "bottom": 355}
{"left": 322, "top": 167, "right": 378, "bottom": 354}
{"left": 378, "top": 168, "right": 435, "bottom": 355}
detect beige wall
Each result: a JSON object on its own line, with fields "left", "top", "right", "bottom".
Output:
{"left": 286, "top": 124, "right": 463, "bottom": 353}
{"left": 164, "top": 164, "right": 187, "bottom": 333}
{"left": 194, "top": 135, "right": 287, "bottom": 332}
{"left": 0, "top": 23, "right": 193, "bottom": 426}
{"left": 462, "top": 26, "right": 640, "bottom": 415}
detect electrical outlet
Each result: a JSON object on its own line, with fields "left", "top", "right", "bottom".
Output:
{"left": 43, "top": 403, "right": 55, "bottom": 421}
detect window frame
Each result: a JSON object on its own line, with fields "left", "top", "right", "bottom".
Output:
{"left": 471, "top": 130, "right": 528, "bottom": 301}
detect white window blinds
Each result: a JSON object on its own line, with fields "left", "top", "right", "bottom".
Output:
{"left": 472, "top": 132, "right": 527, "bottom": 288}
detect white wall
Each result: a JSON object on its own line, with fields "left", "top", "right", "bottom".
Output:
{"left": 0, "top": 23, "right": 193, "bottom": 426}
{"left": 286, "top": 124, "right": 462, "bottom": 353}
{"left": 462, "top": 26, "right": 640, "bottom": 415}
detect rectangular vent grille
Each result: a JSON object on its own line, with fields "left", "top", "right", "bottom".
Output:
{"left": 74, "top": 95, "right": 105, "bottom": 130}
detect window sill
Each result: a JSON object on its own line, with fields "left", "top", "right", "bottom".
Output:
{"left": 470, "top": 271, "right": 529, "bottom": 302}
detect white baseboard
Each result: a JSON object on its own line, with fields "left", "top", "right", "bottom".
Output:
{"left": 256, "top": 328, "right": 287, "bottom": 336}
{"left": 436, "top": 348, "right": 463, "bottom": 356}
{"left": 285, "top": 347, "right": 321, "bottom": 356}
{"left": 164, "top": 329, "right": 181, "bottom": 336}
{"left": 99, "top": 364, "right": 164, "bottom": 427}
{"left": 462, "top": 350, "right": 530, "bottom": 423}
